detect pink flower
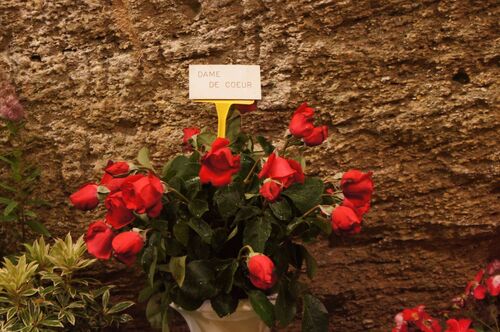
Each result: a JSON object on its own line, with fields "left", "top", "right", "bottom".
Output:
{"left": 0, "top": 83, "right": 25, "bottom": 121}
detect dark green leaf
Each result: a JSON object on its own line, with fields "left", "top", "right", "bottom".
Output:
{"left": 248, "top": 290, "right": 275, "bottom": 327}
{"left": 216, "top": 260, "right": 238, "bottom": 293}
{"left": 0, "top": 182, "right": 16, "bottom": 193}
{"left": 188, "top": 218, "right": 214, "bottom": 244}
{"left": 188, "top": 199, "right": 209, "bottom": 218}
{"left": 256, "top": 136, "right": 275, "bottom": 155}
{"left": 299, "top": 246, "right": 318, "bottom": 279}
{"left": 282, "top": 177, "right": 324, "bottom": 214}
{"left": 25, "top": 220, "right": 50, "bottom": 236}
{"left": 148, "top": 247, "right": 158, "bottom": 287}
{"left": 211, "top": 293, "right": 238, "bottom": 318}
{"left": 214, "top": 184, "right": 242, "bottom": 219}
{"left": 146, "top": 294, "right": 163, "bottom": 328}
{"left": 243, "top": 217, "right": 271, "bottom": 253}
{"left": 286, "top": 218, "right": 306, "bottom": 235}
{"left": 275, "top": 279, "right": 297, "bottom": 327}
{"left": 234, "top": 206, "right": 262, "bottom": 223}
{"left": 269, "top": 199, "right": 293, "bottom": 221}
{"left": 173, "top": 223, "right": 190, "bottom": 246}
{"left": 138, "top": 281, "right": 162, "bottom": 303}
{"left": 169, "top": 256, "right": 187, "bottom": 287}
{"left": 302, "top": 294, "right": 328, "bottom": 332}
{"left": 181, "top": 260, "right": 217, "bottom": 299}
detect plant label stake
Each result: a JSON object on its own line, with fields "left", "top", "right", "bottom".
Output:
{"left": 189, "top": 65, "right": 262, "bottom": 138}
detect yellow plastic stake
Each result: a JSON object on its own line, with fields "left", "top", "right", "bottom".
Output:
{"left": 195, "top": 100, "right": 254, "bottom": 138}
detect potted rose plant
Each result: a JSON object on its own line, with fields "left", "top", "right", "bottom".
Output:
{"left": 70, "top": 103, "right": 374, "bottom": 332}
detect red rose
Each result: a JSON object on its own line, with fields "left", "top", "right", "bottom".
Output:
{"left": 112, "top": 231, "right": 144, "bottom": 266}
{"left": 247, "top": 254, "right": 277, "bottom": 290}
{"left": 100, "top": 161, "right": 131, "bottom": 193}
{"left": 400, "top": 306, "right": 442, "bottom": 332}
{"left": 303, "top": 125, "right": 328, "bottom": 146}
{"left": 289, "top": 102, "right": 314, "bottom": 138}
{"left": 260, "top": 180, "right": 282, "bottom": 202}
{"left": 340, "top": 170, "right": 374, "bottom": 207}
{"left": 258, "top": 153, "right": 304, "bottom": 188}
{"left": 486, "top": 259, "right": 500, "bottom": 275}
{"left": 331, "top": 206, "right": 362, "bottom": 235}
{"left": 199, "top": 138, "right": 241, "bottom": 187}
{"left": 85, "top": 221, "right": 114, "bottom": 260}
{"left": 342, "top": 197, "right": 370, "bottom": 218}
{"left": 486, "top": 275, "right": 500, "bottom": 296}
{"left": 105, "top": 191, "right": 135, "bottom": 229}
{"left": 465, "top": 270, "right": 486, "bottom": 299}
{"left": 445, "top": 319, "right": 474, "bottom": 332}
{"left": 122, "top": 173, "right": 164, "bottom": 217}
{"left": 235, "top": 101, "right": 257, "bottom": 113}
{"left": 69, "top": 183, "right": 99, "bottom": 211}
{"left": 183, "top": 127, "right": 200, "bottom": 151}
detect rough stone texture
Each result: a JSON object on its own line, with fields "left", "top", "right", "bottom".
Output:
{"left": 1, "top": 0, "right": 499, "bottom": 331}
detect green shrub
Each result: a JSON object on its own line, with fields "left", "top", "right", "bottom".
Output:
{"left": 0, "top": 234, "right": 133, "bottom": 331}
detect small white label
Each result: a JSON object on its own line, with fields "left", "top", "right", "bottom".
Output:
{"left": 189, "top": 65, "right": 261, "bottom": 100}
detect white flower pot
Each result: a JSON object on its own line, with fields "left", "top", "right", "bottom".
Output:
{"left": 170, "top": 300, "right": 270, "bottom": 332}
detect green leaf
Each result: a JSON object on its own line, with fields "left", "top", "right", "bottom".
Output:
{"left": 226, "top": 226, "right": 238, "bottom": 242}
{"left": 275, "top": 279, "right": 297, "bottom": 327}
{"left": 248, "top": 290, "right": 275, "bottom": 327}
{"left": 282, "top": 177, "right": 324, "bottom": 214}
{"left": 148, "top": 247, "right": 158, "bottom": 287}
{"left": 269, "top": 199, "right": 293, "bottom": 221}
{"left": 188, "top": 218, "right": 214, "bottom": 244}
{"left": 107, "top": 301, "right": 135, "bottom": 314}
{"left": 188, "top": 199, "right": 209, "bottom": 218}
{"left": 161, "top": 310, "right": 170, "bottom": 332}
{"left": 286, "top": 218, "right": 306, "bottom": 235}
{"left": 196, "top": 131, "right": 216, "bottom": 148}
{"left": 214, "top": 184, "right": 242, "bottom": 219}
{"left": 138, "top": 281, "right": 161, "bottom": 303}
{"left": 211, "top": 293, "right": 238, "bottom": 318}
{"left": 173, "top": 223, "right": 190, "bottom": 246}
{"left": 302, "top": 294, "right": 328, "bottom": 332}
{"left": 169, "top": 256, "right": 187, "bottom": 287}
{"left": 226, "top": 110, "right": 241, "bottom": 143}
{"left": 41, "top": 320, "right": 64, "bottom": 328}
{"left": 3, "top": 201, "right": 18, "bottom": 216}
{"left": 243, "top": 217, "right": 271, "bottom": 253}
{"left": 216, "top": 260, "right": 238, "bottom": 293}
{"left": 256, "top": 136, "right": 275, "bottom": 155}
{"left": 181, "top": 260, "right": 217, "bottom": 299}
{"left": 146, "top": 293, "right": 163, "bottom": 328}
{"left": 299, "top": 246, "right": 318, "bottom": 279}
{"left": 0, "top": 181, "right": 16, "bottom": 192}
{"left": 25, "top": 220, "right": 50, "bottom": 237}
{"left": 137, "top": 147, "right": 154, "bottom": 170}
{"left": 162, "top": 155, "right": 200, "bottom": 181}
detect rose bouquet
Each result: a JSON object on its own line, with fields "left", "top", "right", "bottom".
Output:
{"left": 70, "top": 103, "right": 374, "bottom": 331}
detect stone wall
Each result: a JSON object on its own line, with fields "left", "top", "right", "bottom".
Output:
{"left": 0, "top": 0, "right": 498, "bottom": 331}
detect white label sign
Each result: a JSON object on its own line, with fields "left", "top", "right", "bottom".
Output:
{"left": 189, "top": 65, "right": 261, "bottom": 100}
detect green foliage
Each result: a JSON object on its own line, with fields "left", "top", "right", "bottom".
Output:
{"left": 0, "top": 235, "right": 134, "bottom": 331}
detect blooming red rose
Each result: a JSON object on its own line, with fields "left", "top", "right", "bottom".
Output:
{"left": 289, "top": 102, "right": 314, "bottom": 138}
{"left": 340, "top": 170, "right": 374, "bottom": 207}
{"left": 122, "top": 173, "right": 164, "bottom": 217}
{"left": 85, "top": 221, "right": 114, "bottom": 260}
{"left": 69, "top": 183, "right": 99, "bottom": 211}
{"left": 105, "top": 191, "right": 135, "bottom": 229}
{"left": 100, "top": 161, "right": 131, "bottom": 193}
{"left": 260, "top": 180, "right": 282, "bottom": 202}
{"left": 258, "top": 153, "right": 304, "bottom": 188}
{"left": 199, "top": 138, "right": 241, "bottom": 187}
{"left": 247, "top": 254, "right": 277, "bottom": 290}
{"left": 342, "top": 197, "right": 370, "bottom": 218}
{"left": 112, "top": 231, "right": 144, "bottom": 266}
{"left": 303, "top": 125, "right": 328, "bottom": 146}
{"left": 486, "top": 275, "right": 500, "bottom": 296}
{"left": 235, "top": 101, "right": 257, "bottom": 113}
{"left": 445, "top": 319, "right": 475, "bottom": 332}
{"left": 331, "top": 206, "right": 362, "bottom": 235}
{"left": 183, "top": 127, "right": 201, "bottom": 151}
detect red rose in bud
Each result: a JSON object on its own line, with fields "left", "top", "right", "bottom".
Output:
{"left": 340, "top": 170, "right": 374, "bottom": 207}
{"left": 183, "top": 127, "right": 201, "bottom": 151}
{"left": 303, "top": 125, "right": 328, "bottom": 146}
{"left": 85, "top": 221, "right": 114, "bottom": 260}
{"left": 105, "top": 191, "right": 135, "bottom": 229}
{"left": 445, "top": 319, "right": 475, "bottom": 332}
{"left": 112, "top": 231, "right": 144, "bottom": 266}
{"left": 121, "top": 173, "right": 164, "bottom": 217}
{"left": 331, "top": 206, "right": 362, "bottom": 235}
{"left": 486, "top": 275, "right": 500, "bottom": 296}
{"left": 465, "top": 270, "right": 486, "bottom": 299}
{"left": 69, "top": 183, "right": 99, "bottom": 211}
{"left": 100, "top": 161, "right": 131, "bottom": 193}
{"left": 260, "top": 180, "right": 282, "bottom": 202}
{"left": 342, "top": 197, "right": 370, "bottom": 218}
{"left": 235, "top": 101, "right": 257, "bottom": 113}
{"left": 289, "top": 102, "right": 315, "bottom": 138}
{"left": 487, "top": 259, "right": 500, "bottom": 275}
{"left": 199, "top": 138, "right": 241, "bottom": 187}
{"left": 258, "top": 153, "right": 304, "bottom": 188}
{"left": 247, "top": 254, "right": 277, "bottom": 290}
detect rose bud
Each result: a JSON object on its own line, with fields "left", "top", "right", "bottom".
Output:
{"left": 445, "top": 318, "right": 474, "bottom": 332}
{"left": 85, "top": 221, "right": 114, "bottom": 259}
{"left": 247, "top": 254, "right": 277, "bottom": 290}
{"left": 486, "top": 259, "right": 500, "bottom": 275}
{"left": 331, "top": 206, "right": 362, "bottom": 235}
{"left": 69, "top": 183, "right": 99, "bottom": 211}
{"left": 465, "top": 269, "right": 486, "bottom": 299}
{"left": 105, "top": 191, "right": 135, "bottom": 229}
{"left": 199, "top": 138, "right": 240, "bottom": 187}
{"left": 303, "top": 125, "right": 328, "bottom": 146}
{"left": 234, "top": 101, "right": 257, "bottom": 113}
{"left": 112, "top": 231, "right": 144, "bottom": 266}
{"left": 183, "top": 127, "right": 201, "bottom": 151}
{"left": 100, "top": 161, "right": 131, "bottom": 193}
{"left": 289, "top": 102, "right": 315, "bottom": 138}
{"left": 122, "top": 173, "right": 164, "bottom": 217}
{"left": 342, "top": 197, "right": 370, "bottom": 218}
{"left": 260, "top": 180, "right": 282, "bottom": 202}
{"left": 258, "top": 153, "right": 304, "bottom": 188}
{"left": 486, "top": 275, "right": 500, "bottom": 296}
{"left": 340, "top": 170, "right": 374, "bottom": 207}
